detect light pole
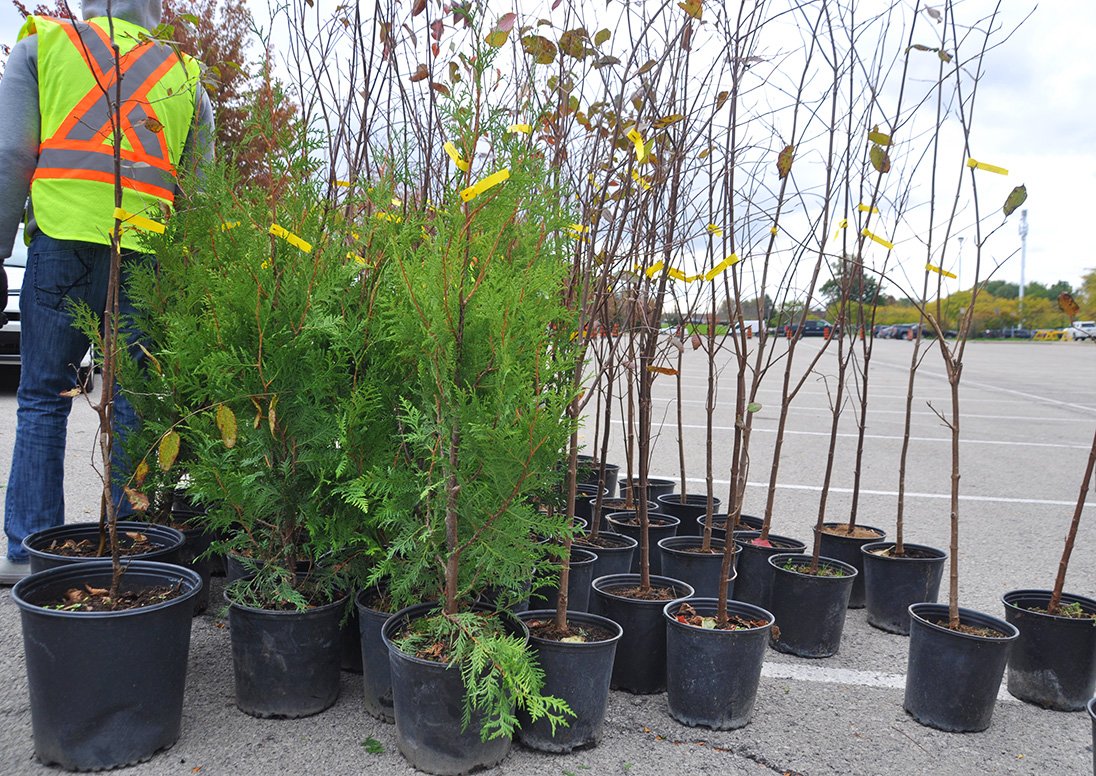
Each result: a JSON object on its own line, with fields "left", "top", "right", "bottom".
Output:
{"left": 1018, "top": 209, "right": 1028, "bottom": 330}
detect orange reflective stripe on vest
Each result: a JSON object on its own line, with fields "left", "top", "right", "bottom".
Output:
{"left": 33, "top": 20, "right": 180, "bottom": 201}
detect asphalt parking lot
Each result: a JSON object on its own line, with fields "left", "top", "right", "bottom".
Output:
{"left": 0, "top": 338, "right": 1093, "bottom": 775}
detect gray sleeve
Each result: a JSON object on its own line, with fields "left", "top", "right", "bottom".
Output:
{"left": 0, "top": 36, "right": 40, "bottom": 261}
{"left": 178, "top": 87, "right": 215, "bottom": 182}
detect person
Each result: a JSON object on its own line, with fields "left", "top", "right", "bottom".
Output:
{"left": 0, "top": 0, "right": 214, "bottom": 584}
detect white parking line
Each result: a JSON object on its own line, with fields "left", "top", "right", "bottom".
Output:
{"left": 679, "top": 477, "right": 1082, "bottom": 506}
{"left": 761, "top": 662, "right": 1017, "bottom": 702}
{"left": 670, "top": 424, "right": 1091, "bottom": 450}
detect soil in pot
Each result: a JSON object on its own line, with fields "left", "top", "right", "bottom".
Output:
{"left": 604, "top": 512, "right": 680, "bottom": 575}
{"left": 767, "top": 554, "right": 857, "bottom": 658}
{"left": 664, "top": 599, "right": 773, "bottom": 730}
{"left": 357, "top": 587, "right": 396, "bottom": 722}
{"left": 904, "top": 603, "right": 1018, "bottom": 732}
{"left": 383, "top": 603, "right": 525, "bottom": 775}
{"left": 24, "top": 521, "right": 186, "bottom": 574}
{"left": 657, "top": 493, "right": 722, "bottom": 537}
{"left": 817, "top": 522, "right": 885, "bottom": 609}
{"left": 516, "top": 610, "right": 623, "bottom": 753}
{"left": 861, "top": 542, "right": 946, "bottom": 635}
{"left": 658, "top": 536, "right": 737, "bottom": 599}
{"left": 732, "top": 531, "right": 806, "bottom": 611}
{"left": 1001, "top": 590, "right": 1096, "bottom": 711}
{"left": 12, "top": 560, "right": 201, "bottom": 771}
{"left": 227, "top": 579, "right": 347, "bottom": 719}
{"left": 589, "top": 498, "right": 659, "bottom": 533}
{"left": 589, "top": 573, "right": 694, "bottom": 694}
{"left": 575, "top": 531, "right": 637, "bottom": 580}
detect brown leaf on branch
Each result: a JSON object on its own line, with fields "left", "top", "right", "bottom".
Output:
{"left": 1059, "top": 292, "right": 1080, "bottom": 318}
{"left": 410, "top": 64, "right": 429, "bottom": 82}
{"left": 776, "top": 144, "right": 794, "bottom": 179}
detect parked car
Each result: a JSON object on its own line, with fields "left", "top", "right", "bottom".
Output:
{"left": 2, "top": 231, "right": 95, "bottom": 390}
{"left": 1064, "top": 321, "right": 1096, "bottom": 341}
{"left": 787, "top": 319, "right": 833, "bottom": 338}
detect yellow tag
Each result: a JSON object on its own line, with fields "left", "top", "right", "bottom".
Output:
{"left": 335, "top": 180, "right": 352, "bottom": 188}
{"left": 861, "top": 228, "right": 893, "bottom": 250}
{"left": 568, "top": 223, "right": 589, "bottom": 235}
{"left": 348, "top": 252, "right": 366, "bottom": 265}
{"left": 375, "top": 212, "right": 403, "bottom": 223}
{"left": 770, "top": 226, "right": 778, "bottom": 235}
{"left": 460, "top": 168, "right": 511, "bottom": 202}
{"left": 704, "top": 253, "right": 740, "bottom": 281}
{"left": 392, "top": 197, "right": 402, "bottom": 207}
{"left": 857, "top": 203, "right": 879, "bottom": 213}
{"left": 926, "top": 263, "right": 957, "bottom": 279}
{"left": 508, "top": 123, "right": 532, "bottom": 134}
{"left": 667, "top": 267, "right": 689, "bottom": 281}
{"left": 444, "top": 141, "right": 469, "bottom": 172}
{"left": 631, "top": 169, "right": 652, "bottom": 191}
{"left": 833, "top": 218, "right": 848, "bottom": 241}
{"left": 113, "top": 207, "right": 165, "bottom": 234}
{"left": 269, "top": 224, "right": 313, "bottom": 253}
{"left": 221, "top": 221, "right": 240, "bottom": 231}
{"left": 867, "top": 130, "right": 891, "bottom": 146}
{"left": 966, "top": 158, "right": 1008, "bottom": 175}
{"left": 707, "top": 224, "right": 723, "bottom": 236}
{"left": 627, "top": 127, "right": 647, "bottom": 162}
{"left": 644, "top": 261, "right": 665, "bottom": 278}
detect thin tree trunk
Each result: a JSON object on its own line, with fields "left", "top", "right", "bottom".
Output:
{"left": 1048, "top": 425, "right": 1096, "bottom": 613}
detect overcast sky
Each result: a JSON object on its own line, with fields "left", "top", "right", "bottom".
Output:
{"left": 1, "top": 1, "right": 1093, "bottom": 289}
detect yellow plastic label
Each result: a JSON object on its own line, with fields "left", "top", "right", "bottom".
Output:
{"left": 460, "top": 168, "right": 511, "bottom": 202}
{"left": 631, "top": 169, "right": 652, "bottom": 191}
{"left": 704, "top": 253, "right": 740, "bottom": 281}
{"left": 861, "top": 228, "right": 893, "bottom": 250}
{"left": 508, "top": 124, "right": 532, "bottom": 134}
{"left": 707, "top": 224, "right": 723, "bottom": 236}
{"left": 269, "top": 224, "right": 313, "bottom": 253}
{"left": 966, "top": 158, "right": 1008, "bottom": 175}
{"left": 857, "top": 203, "right": 879, "bottom": 214}
{"left": 833, "top": 218, "right": 848, "bottom": 241}
{"left": 926, "top": 263, "right": 957, "bottom": 279}
{"left": 113, "top": 207, "right": 165, "bottom": 234}
{"left": 444, "top": 141, "right": 470, "bottom": 172}
{"left": 221, "top": 221, "right": 240, "bottom": 231}
{"left": 375, "top": 212, "right": 403, "bottom": 223}
{"left": 627, "top": 127, "right": 647, "bottom": 162}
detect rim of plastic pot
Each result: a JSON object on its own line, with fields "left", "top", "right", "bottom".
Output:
{"left": 518, "top": 608, "right": 624, "bottom": 648}
{"left": 622, "top": 477, "right": 676, "bottom": 488}
{"left": 817, "top": 522, "right": 886, "bottom": 540}
{"left": 381, "top": 601, "right": 530, "bottom": 669}
{"left": 663, "top": 597, "right": 774, "bottom": 633}
{"left": 860, "top": 541, "right": 947, "bottom": 562}
{"left": 908, "top": 602, "right": 1019, "bottom": 642}
{"left": 574, "top": 531, "right": 638, "bottom": 550}
{"left": 656, "top": 493, "right": 722, "bottom": 508}
{"left": 225, "top": 576, "right": 350, "bottom": 617}
{"left": 605, "top": 512, "right": 680, "bottom": 528}
{"left": 591, "top": 573, "right": 694, "bottom": 604}
{"left": 1001, "top": 589, "right": 1096, "bottom": 625}
{"left": 1088, "top": 696, "right": 1096, "bottom": 722}
{"left": 576, "top": 484, "right": 609, "bottom": 496}
{"left": 23, "top": 520, "right": 186, "bottom": 561}
{"left": 767, "top": 553, "right": 858, "bottom": 580}
{"left": 656, "top": 535, "right": 736, "bottom": 555}
{"left": 355, "top": 587, "right": 395, "bottom": 616}
{"left": 734, "top": 531, "right": 807, "bottom": 551}
{"left": 12, "top": 559, "right": 202, "bottom": 619}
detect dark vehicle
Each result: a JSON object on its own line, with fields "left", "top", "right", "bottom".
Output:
{"left": 786, "top": 319, "right": 833, "bottom": 338}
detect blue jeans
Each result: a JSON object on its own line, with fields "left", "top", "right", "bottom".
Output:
{"left": 4, "top": 233, "right": 145, "bottom": 561}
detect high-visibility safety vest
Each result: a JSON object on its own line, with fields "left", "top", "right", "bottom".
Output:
{"left": 19, "top": 15, "right": 201, "bottom": 250}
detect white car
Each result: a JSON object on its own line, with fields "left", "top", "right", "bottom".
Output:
{"left": 3, "top": 231, "right": 95, "bottom": 390}
{"left": 1064, "top": 321, "right": 1096, "bottom": 341}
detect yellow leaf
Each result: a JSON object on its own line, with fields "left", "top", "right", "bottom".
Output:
{"left": 124, "top": 486, "right": 150, "bottom": 512}
{"left": 870, "top": 144, "right": 891, "bottom": 173}
{"left": 134, "top": 459, "right": 150, "bottom": 487}
{"left": 268, "top": 395, "right": 278, "bottom": 435}
{"left": 653, "top": 114, "right": 684, "bottom": 129}
{"left": 138, "top": 343, "right": 162, "bottom": 375}
{"left": 158, "top": 431, "right": 180, "bottom": 471}
{"left": 677, "top": 0, "right": 702, "bottom": 20}
{"left": 777, "top": 144, "right": 794, "bottom": 179}
{"left": 867, "top": 126, "right": 891, "bottom": 146}
{"left": 216, "top": 404, "right": 238, "bottom": 449}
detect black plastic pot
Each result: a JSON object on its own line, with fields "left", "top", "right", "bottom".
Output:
{"left": 573, "top": 484, "right": 608, "bottom": 523}
{"left": 1001, "top": 589, "right": 1096, "bottom": 711}
{"left": 180, "top": 525, "right": 215, "bottom": 616}
{"left": 620, "top": 477, "right": 676, "bottom": 504}
{"left": 767, "top": 554, "right": 857, "bottom": 658}
{"left": 516, "top": 610, "right": 623, "bottom": 752}
{"left": 576, "top": 457, "right": 620, "bottom": 499}
{"left": 1088, "top": 698, "right": 1096, "bottom": 774}
{"left": 356, "top": 589, "right": 396, "bottom": 722}
{"left": 860, "top": 542, "right": 947, "bottom": 635}
{"left": 658, "top": 536, "right": 737, "bottom": 599}
{"left": 664, "top": 598, "right": 773, "bottom": 730}
{"left": 589, "top": 498, "right": 659, "bottom": 533}
{"left": 340, "top": 602, "right": 364, "bottom": 673}
{"left": 575, "top": 531, "right": 637, "bottom": 580}
{"left": 589, "top": 573, "right": 694, "bottom": 694}
{"left": 732, "top": 531, "right": 806, "bottom": 611}
{"left": 12, "top": 560, "right": 201, "bottom": 771}
{"left": 383, "top": 602, "right": 525, "bottom": 775}
{"left": 530, "top": 548, "right": 598, "bottom": 613}
{"left": 698, "top": 513, "right": 764, "bottom": 541}
{"left": 605, "top": 512, "right": 680, "bottom": 575}
{"left": 657, "top": 493, "right": 722, "bottom": 537}
{"left": 225, "top": 553, "right": 312, "bottom": 585}
{"left": 816, "top": 522, "right": 885, "bottom": 608}
{"left": 227, "top": 586, "right": 348, "bottom": 718}
{"left": 23, "top": 521, "right": 186, "bottom": 574}
{"left": 905, "top": 603, "right": 1019, "bottom": 732}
